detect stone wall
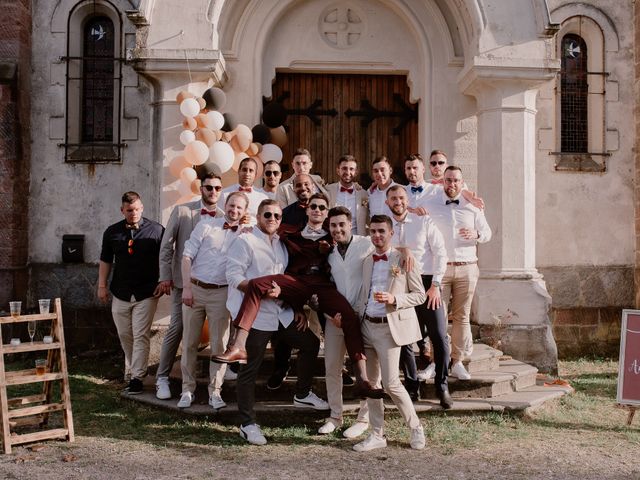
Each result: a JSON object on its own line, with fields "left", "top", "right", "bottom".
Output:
{"left": 635, "top": 1, "right": 640, "bottom": 309}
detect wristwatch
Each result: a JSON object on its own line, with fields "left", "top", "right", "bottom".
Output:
{"left": 432, "top": 280, "right": 440, "bottom": 288}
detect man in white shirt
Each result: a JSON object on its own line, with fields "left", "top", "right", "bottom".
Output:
{"left": 276, "top": 148, "right": 328, "bottom": 207}
{"left": 259, "top": 160, "right": 282, "bottom": 200}
{"left": 326, "top": 155, "right": 368, "bottom": 235}
{"left": 221, "top": 157, "right": 268, "bottom": 219}
{"left": 177, "top": 191, "right": 248, "bottom": 410}
{"left": 154, "top": 172, "right": 225, "bottom": 400}
{"left": 424, "top": 166, "right": 492, "bottom": 380}
{"left": 227, "top": 199, "right": 325, "bottom": 445}
{"left": 367, "top": 156, "right": 395, "bottom": 218}
{"left": 386, "top": 185, "right": 452, "bottom": 408}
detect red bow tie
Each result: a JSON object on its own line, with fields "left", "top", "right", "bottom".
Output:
{"left": 373, "top": 253, "right": 388, "bottom": 262}
{"left": 299, "top": 203, "right": 308, "bottom": 209}
{"left": 223, "top": 222, "right": 238, "bottom": 231}
{"left": 431, "top": 179, "right": 443, "bottom": 185}
{"left": 201, "top": 209, "right": 217, "bottom": 217}
{"left": 340, "top": 186, "right": 354, "bottom": 194}
{"left": 239, "top": 186, "right": 252, "bottom": 193}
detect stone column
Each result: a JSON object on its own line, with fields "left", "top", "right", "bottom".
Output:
{"left": 459, "top": 66, "right": 559, "bottom": 372}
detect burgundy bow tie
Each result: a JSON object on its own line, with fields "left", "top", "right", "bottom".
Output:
{"left": 239, "top": 186, "right": 252, "bottom": 193}
{"left": 431, "top": 179, "right": 443, "bottom": 185}
{"left": 201, "top": 209, "right": 217, "bottom": 217}
{"left": 340, "top": 186, "right": 354, "bottom": 194}
{"left": 299, "top": 203, "right": 308, "bottom": 209}
{"left": 125, "top": 223, "right": 139, "bottom": 230}
{"left": 373, "top": 253, "right": 388, "bottom": 263}
{"left": 223, "top": 222, "right": 238, "bottom": 231}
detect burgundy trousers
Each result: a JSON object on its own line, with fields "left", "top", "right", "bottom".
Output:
{"left": 234, "top": 273, "right": 365, "bottom": 361}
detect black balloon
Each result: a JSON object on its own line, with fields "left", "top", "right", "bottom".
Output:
{"left": 195, "top": 161, "right": 217, "bottom": 179}
{"left": 221, "top": 113, "right": 238, "bottom": 132}
{"left": 252, "top": 124, "right": 272, "bottom": 144}
{"left": 202, "top": 87, "right": 227, "bottom": 110}
{"left": 262, "top": 102, "right": 287, "bottom": 128}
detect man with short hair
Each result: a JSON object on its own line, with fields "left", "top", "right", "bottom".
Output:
{"left": 424, "top": 166, "right": 492, "bottom": 380}
{"left": 176, "top": 192, "right": 248, "bottom": 410}
{"left": 353, "top": 215, "right": 426, "bottom": 452}
{"left": 326, "top": 155, "right": 368, "bottom": 235}
{"left": 276, "top": 148, "right": 327, "bottom": 207}
{"left": 281, "top": 173, "right": 314, "bottom": 229}
{"left": 428, "top": 149, "right": 448, "bottom": 184}
{"left": 259, "top": 160, "right": 282, "bottom": 200}
{"left": 367, "top": 156, "right": 395, "bottom": 218}
{"left": 98, "top": 192, "right": 164, "bottom": 395}
{"left": 154, "top": 173, "right": 224, "bottom": 400}
{"left": 221, "top": 157, "right": 268, "bottom": 218}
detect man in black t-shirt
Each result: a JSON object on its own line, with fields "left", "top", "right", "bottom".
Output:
{"left": 98, "top": 191, "right": 164, "bottom": 395}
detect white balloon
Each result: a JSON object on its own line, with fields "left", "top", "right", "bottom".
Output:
{"left": 184, "top": 140, "right": 209, "bottom": 166}
{"left": 179, "top": 98, "right": 201, "bottom": 118}
{"left": 259, "top": 143, "right": 283, "bottom": 163}
{"left": 180, "top": 166, "right": 197, "bottom": 185}
{"left": 209, "top": 141, "right": 235, "bottom": 174}
{"left": 206, "top": 110, "right": 225, "bottom": 131}
{"left": 179, "top": 129, "right": 196, "bottom": 146}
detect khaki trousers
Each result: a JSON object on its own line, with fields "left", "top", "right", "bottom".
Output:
{"left": 324, "top": 320, "right": 369, "bottom": 422}
{"left": 111, "top": 295, "right": 159, "bottom": 380}
{"left": 181, "top": 283, "right": 231, "bottom": 395}
{"left": 441, "top": 263, "right": 480, "bottom": 362}
{"left": 362, "top": 319, "right": 420, "bottom": 436}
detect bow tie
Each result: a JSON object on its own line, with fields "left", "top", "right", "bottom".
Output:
{"left": 201, "top": 208, "right": 217, "bottom": 217}
{"left": 446, "top": 199, "right": 460, "bottom": 205}
{"left": 305, "top": 227, "right": 324, "bottom": 235}
{"left": 411, "top": 185, "right": 424, "bottom": 194}
{"left": 373, "top": 253, "right": 388, "bottom": 263}
{"left": 298, "top": 203, "right": 309, "bottom": 209}
{"left": 238, "top": 186, "right": 252, "bottom": 193}
{"left": 223, "top": 222, "right": 238, "bottom": 231}
{"left": 125, "top": 223, "right": 139, "bottom": 230}
{"left": 431, "top": 179, "right": 443, "bottom": 185}
{"left": 340, "top": 186, "right": 354, "bottom": 194}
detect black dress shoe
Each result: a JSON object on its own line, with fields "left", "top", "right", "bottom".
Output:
{"left": 353, "top": 380, "right": 385, "bottom": 399}
{"left": 408, "top": 390, "right": 420, "bottom": 403}
{"left": 436, "top": 389, "right": 453, "bottom": 409}
{"left": 266, "top": 369, "right": 289, "bottom": 390}
{"left": 342, "top": 369, "right": 355, "bottom": 386}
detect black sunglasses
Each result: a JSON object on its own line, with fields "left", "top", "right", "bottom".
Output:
{"left": 430, "top": 161, "right": 446, "bottom": 166}
{"left": 264, "top": 171, "right": 281, "bottom": 177}
{"left": 202, "top": 185, "right": 223, "bottom": 192}
{"left": 309, "top": 204, "right": 327, "bottom": 211}
{"left": 262, "top": 212, "right": 282, "bottom": 220}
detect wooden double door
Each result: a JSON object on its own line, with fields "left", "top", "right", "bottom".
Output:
{"left": 269, "top": 72, "right": 418, "bottom": 186}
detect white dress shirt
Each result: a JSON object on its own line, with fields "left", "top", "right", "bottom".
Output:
{"left": 424, "top": 190, "right": 492, "bottom": 263}
{"left": 390, "top": 213, "right": 447, "bottom": 283}
{"left": 365, "top": 249, "right": 393, "bottom": 317}
{"left": 367, "top": 182, "right": 396, "bottom": 217}
{"left": 258, "top": 188, "right": 277, "bottom": 200}
{"left": 327, "top": 235, "right": 374, "bottom": 308}
{"left": 301, "top": 224, "right": 327, "bottom": 241}
{"left": 405, "top": 181, "right": 440, "bottom": 208}
{"left": 221, "top": 183, "right": 269, "bottom": 218}
{"left": 182, "top": 217, "right": 240, "bottom": 284}
{"left": 225, "top": 228, "right": 293, "bottom": 331}
{"left": 335, "top": 184, "right": 358, "bottom": 232}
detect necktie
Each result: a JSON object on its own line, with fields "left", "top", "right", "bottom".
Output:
{"left": 446, "top": 199, "right": 460, "bottom": 205}
{"left": 223, "top": 222, "right": 239, "bottom": 232}
{"left": 201, "top": 209, "right": 216, "bottom": 217}
{"left": 373, "top": 253, "right": 388, "bottom": 262}
{"left": 239, "top": 186, "right": 252, "bottom": 193}
{"left": 125, "top": 223, "right": 139, "bottom": 230}
{"left": 340, "top": 186, "right": 354, "bottom": 194}
{"left": 411, "top": 185, "right": 424, "bottom": 193}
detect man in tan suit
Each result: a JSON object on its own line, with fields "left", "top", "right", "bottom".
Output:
{"left": 326, "top": 154, "right": 368, "bottom": 235}
{"left": 352, "top": 214, "right": 426, "bottom": 452}
{"left": 276, "top": 148, "right": 328, "bottom": 207}
{"left": 154, "top": 173, "right": 224, "bottom": 399}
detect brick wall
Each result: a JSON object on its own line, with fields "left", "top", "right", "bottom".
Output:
{"left": 0, "top": 0, "right": 30, "bottom": 311}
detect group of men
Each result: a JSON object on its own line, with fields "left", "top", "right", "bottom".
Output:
{"left": 98, "top": 148, "right": 491, "bottom": 451}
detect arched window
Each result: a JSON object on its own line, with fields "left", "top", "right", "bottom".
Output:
{"left": 560, "top": 34, "right": 588, "bottom": 153}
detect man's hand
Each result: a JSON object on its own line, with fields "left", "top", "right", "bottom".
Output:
{"left": 97, "top": 286, "right": 110, "bottom": 303}
{"left": 266, "top": 281, "right": 281, "bottom": 298}
{"left": 182, "top": 287, "right": 194, "bottom": 307}
{"left": 240, "top": 225, "right": 253, "bottom": 234}
{"left": 156, "top": 280, "right": 173, "bottom": 296}
{"left": 294, "top": 310, "right": 308, "bottom": 331}
{"left": 307, "top": 294, "right": 320, "bottom": 311}
{"left": 407, "top": 206, "right": 429, "bottom": 216}
{"left": 239, "top": 213, "right": 251, "bottom": 225}
{"left": 462, "top": 190, "right": 485, "bottom": 210}
{"left": 426, "top": 284, "right": 441, "bottom": 310}
{"left": 329, "top": 312, "right": 342, "bottom": 329}
{"left": 398, "top": 247, "right": 415, "bottom": 272}
{"left": 374, "top": 291, "right": 396, "bottom": 305}
{"left": 458, "top": 228, "right": 478, "bottom": 240}
{"left": 318, "top": 240, "right": 331, "bottom": 254}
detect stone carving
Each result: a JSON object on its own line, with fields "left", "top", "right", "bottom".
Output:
{"left": 319, "top": 5, "right": 364, "bottom": 49}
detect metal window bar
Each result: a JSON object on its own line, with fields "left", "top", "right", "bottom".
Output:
{"left": 560, "top": 34, "right": 588, "bottom": 154}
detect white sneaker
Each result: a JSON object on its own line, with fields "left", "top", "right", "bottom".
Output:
{"left": 177, "top": 391, "right": 194, "bottom": 408}
{"left": 209, "top": 392, "right": 227, "bottom": 410}
{"left": 293, "top": 391, "right": 330, "bottom": 410}
{"left": 343, "top": 421, "right": 369, "bottom": 439}
{"left": 318, "top": 417, "right": 342, "bottom": 435}
{"left": 240, "top": 423, "right": 267, "bottom": 445}
{"left": 410, "top": 425, "right": 426, "bottom": 450}
{"left": 223, "top": 368, "right": 238, "bottom": 381}
{"left": 353, "top": 433, "right": 387, "bottom": 452}
{"left": 451, "top": 361, "right": 471, "bottom": 380}
{"left": 417, "top": 363, "right": 436, "bottom": 381}
{"left": 155, "top": 376, "right": 171, "bottom": 400}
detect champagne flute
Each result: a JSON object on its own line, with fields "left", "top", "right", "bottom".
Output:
{"left": 28, "top": 321, "right": 36, "bottom": 343}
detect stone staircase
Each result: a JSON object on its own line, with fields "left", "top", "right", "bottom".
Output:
{"left": 125, "top": 342, "right": 571, "bottom": 416}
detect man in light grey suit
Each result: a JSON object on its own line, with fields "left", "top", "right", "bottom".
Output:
{"left": 276, "top": 148, "right": 328, "bottom": 207}
{"left": 353, "top": 214, "right": 426, "bottom": 452}
{"left": 326, "top": 154, "right": 369, "bottom": 235}
{"left": 154, "top": 172, "right": 224, "bottom": 399}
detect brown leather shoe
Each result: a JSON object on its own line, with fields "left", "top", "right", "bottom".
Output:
{"left": 352, "top": 380, "right": 385, "bottom": 399}
{"left": 211, "top": 345, "right": 247, "bottom": 364}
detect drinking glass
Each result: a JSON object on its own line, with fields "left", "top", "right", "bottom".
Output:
{"left": 35, "top": 359, "right": 46, "bottom": 376}
{"left": 372, "top": 283, "right": 386, "bottom": 303}
{"left": 28, "top": 321, "right": 36, "bottom": 343}
{"left": 9, "top": 301, "right": 21, "bottom": 318}
{"left": 38, "top": 299, "right": 50, "bottom": 314}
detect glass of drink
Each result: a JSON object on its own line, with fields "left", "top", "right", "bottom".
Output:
{"left": 35, "top": 359, "right": 46, "bottom": 376}
{"left": 38, "top": 299, "right": 50, "bottom": 314}
{"left": 9, "top": 301, "right": 21, "bottom": 317}
{"left": 373, "top": 283, "right": 386, "bottom": 303}
{"left": 28, "top": 321, "right": 36, "bottom": 343}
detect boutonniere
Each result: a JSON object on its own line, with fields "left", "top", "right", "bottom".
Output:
{"left": 391, "top": 265, "right": 401, "bottom": 277}
{"left": 361, "top": 198, "right": 369, "bottom": 207}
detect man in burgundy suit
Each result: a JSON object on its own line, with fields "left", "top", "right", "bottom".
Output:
{"left": 213, "top": 194, "right": 383, "bottom": 398}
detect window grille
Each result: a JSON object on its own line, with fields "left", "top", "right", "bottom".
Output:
{"left": 560, "top": 34, "right": 588, "bottom": 153}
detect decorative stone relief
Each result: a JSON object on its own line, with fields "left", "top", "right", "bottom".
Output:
{"left": 319, "top": 4, "right": 364, "bottom": 49}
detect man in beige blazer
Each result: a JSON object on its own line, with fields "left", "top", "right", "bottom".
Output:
{"left": 276, "top": 148, "right": 328, "bottom": 207}
{"left": 352, "top": 214, "right": 426, "bottom": 452}
{"left": 326, "top": 154, "right": 368, "bottom": 235}
{"left": 154, "top": 172, "right": 224, "bottom": 399}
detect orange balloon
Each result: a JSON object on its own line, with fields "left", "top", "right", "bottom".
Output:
{"left": 169, "top": 155, "right": 190, "bottom": 178}
{"left": 182, "top": 117, "right": 197, "bottom": 131}
{"left": 222, "top": 131, "right": 234, "bottom": 142}
{"left": 230, "top": 136, "right": 242, "bottom": 153}
{"left": 190, "top": 178, "right": 201, "bottom": 195}
{"left": 270, "top": 126, "right": 288, "bottom": 148}
{"left": 176, "top": 90, "right": 194, "bottom": 104}
{"left": 215, "top": 130, "right": 223, "bottom": 141}
{"left": 234, "top": 124, "right": 252, "bottom": 152}
{"left": 196, "top": 97, "right": 207, "bottom": 110}
{"left": 233, "top": 152, "right": 248, "bottom": 172}
{"left": 252, "top": 156, "right": 264, "bottom": 179}
{"left": 200, "top": 319, "right": 210, "bottom": 344}
{"left": 195, "top": 113, "right": 208, "bottom": 129}
{"left": 195, "top": 128, "right": 217, "bottom": 147}
{"left": 220, "top": 168, "right": 238, "bottom": 187}
{"left": 246, "top": 142, "right": 260, "bottom": 156}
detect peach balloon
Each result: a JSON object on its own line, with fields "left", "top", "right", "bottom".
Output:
{"left": 190, "top": 178, "right": 201, "bottom": 195}
{"left": 233, "top": 152, "right": 249, "bottom": 171}
{"left": 195, "top": 113, "right": 208, "bottom": 129}
{"left": 184, "top": 140, "right": 209, "bottom": 166}
{"left": 252, "top": 156, "right": 264, "bottom": 179}
{"left": 182, "top": 117, "right": 197, "bottom": 130}
{"left": 270, "top": 126, "right": 288, "bottom": 148}
{"left": 176, "top": 90, "right": 195, "bottom": 104}
{"left": 246, "top": 143, "right": 259, "bottom": 156}
{"left": 220, "top": 168, "right": 238, "bottom": 187}
{"left": 234, "top": 124, "right": 252, "bottom": 151}
{"left": 195, "top": 128, "right": 217, "bottom": 147}
{"left": 180, "top": 166, "right": 197, "bottom": 185}
{"left": 169, "top": 155, "right": 190, "bottom": 178}
{"left": 196, "top": 97, "right": 207, "bottom": 110}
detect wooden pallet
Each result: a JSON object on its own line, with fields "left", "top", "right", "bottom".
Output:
{"left": 0, "top": 298, "right": 74, "bottom": 454}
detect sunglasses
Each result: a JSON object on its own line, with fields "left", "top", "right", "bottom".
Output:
{"left": 127, "top": 239, "right": 134, "bottom": 256}
{"left": 264, "top": 171, "right": 281, "bottom": 177}
{"left": 430, "top": 161, "right": 446, "bottom": 166}
{"left": 262, "top": 211, "right": 282, "bottom": 220}
{"left": 308, "top": 204, "right": 327, "bottom": 211}
{"left": 202, "top": 185, "right": 223, "bottom": 192}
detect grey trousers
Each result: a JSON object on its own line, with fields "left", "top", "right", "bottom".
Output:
{"left": 156, "top": 287, "right": 183, "bottom": 379}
